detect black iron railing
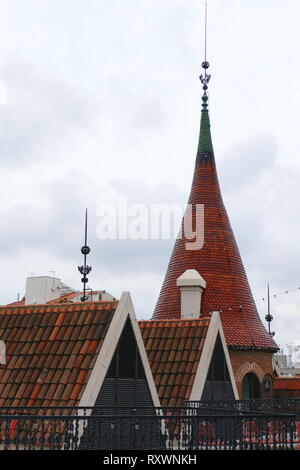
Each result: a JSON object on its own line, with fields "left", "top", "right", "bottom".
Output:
{"left": 188, "top": 399, "right": 300, "bottom": 415}
{"left": 0, "top": 401, "right": 299, "bottom": 450}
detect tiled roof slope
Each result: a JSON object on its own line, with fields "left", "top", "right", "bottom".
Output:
{"left": 274, "top": 378, "right": 300, "bottom": 390}
{"left": 152, "top": 94, "right": 278, "bottom": 352}
{"left": 139, "top": 318, "right": 210, "bottom": 407}
{"left": 47, "top": 292, "right": 78, "bottom": 304}
{"left": 274, "top": 377, "right": 300, "bottom": 398}
{"left": 0, "top": 301, "right": 117, "bottom": 407}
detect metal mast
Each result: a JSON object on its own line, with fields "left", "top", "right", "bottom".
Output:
{"left": 265, "top": 283, "right": 275, "bottom": 336}
{"left": 78, "top": 209, "right": 92, "bottom": 301}
{"left": 200, "top": 0, "right": 211, "bottom": 92}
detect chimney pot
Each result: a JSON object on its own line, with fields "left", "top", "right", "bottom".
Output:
{"left": 176, "top": 269, "right": 206, "bottom": 319}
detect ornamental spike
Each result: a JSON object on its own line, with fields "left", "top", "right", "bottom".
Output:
{"left": 78, "top": 209, "right": 92, "bottom": 302}
{"left": 199, "top": 1, "right": 211, "bottom": 92}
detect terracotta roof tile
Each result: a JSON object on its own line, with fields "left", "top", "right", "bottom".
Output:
{"left": 52, "top": 384, "right": 65, "bottom": 401}
{"left": 140, "top": 317, "right": 210, "bottom": 407}
{"left": 68, "top": 368, "right": 79, "bottom": 384}
{"left": 81, "top": 355, "right": 94, "bottom": 370}
{"left": 70, "top": 384, "right": 81, "bottom": 401}
{"left": 75, "top": 354, "right": 85, "bottom": 368}
{"left": 274, "top": 378, "right": 300, "bottom": 391}
{"left": 151, "top": 362, "right": 159, "bottom": 375}
{"left": 76, "top": 370, "right": 88, "bottom": 385}
{"left": 0, "top": 301, "right": 118, "bottom": 407}
{"left": 87, "top": 340, "right": 98, "bottom": 354}
{"left": 14, "top": 370, "right": 26, "bottom": 385}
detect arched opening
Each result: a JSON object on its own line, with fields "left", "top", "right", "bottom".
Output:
{"left": 242, "top": 373, "right": 260, "bottom": 399}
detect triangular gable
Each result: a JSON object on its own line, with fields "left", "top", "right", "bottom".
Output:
{"left": 190, "top": 312, "right": 239, "bottom": 400}
{"left": 79, "top": 292, "right": 160, "bottom": 409}
{"left": 140, "top": 313, "right": 238, "bottom": 407}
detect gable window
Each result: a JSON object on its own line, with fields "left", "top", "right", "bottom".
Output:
{"left": 201, "top": 334, "right": 234, "bottom": 400}
{"left": 96, "top": 317, "right": 153, "bottom": 407}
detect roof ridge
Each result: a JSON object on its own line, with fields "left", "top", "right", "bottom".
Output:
{"left": 139, "top": 317, "right": 210, "bottom": 325}
{"left": 0, "top": 299, "right": 119, "bottom": 314}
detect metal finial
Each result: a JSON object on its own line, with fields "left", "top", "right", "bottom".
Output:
{"left": 265, "top": 283, "right": 275, "bottom": 336}
{"left": 199, "top": 0, "right": 211, "bottom": 92}
{"left": 78, "top": 209, "right": 92, "bottom": 302}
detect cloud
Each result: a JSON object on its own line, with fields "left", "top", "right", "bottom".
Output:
{"left": 0, "top": 174, "right": 183, "bottom": 306}
{"left": 217, "top": 132, "right": 300, "bottom": 349}
{"left": 219, "top": 132, "right": 278, "bottom": 192}
{"left": 0, "top": 60, "right": 95, "bottom": 167}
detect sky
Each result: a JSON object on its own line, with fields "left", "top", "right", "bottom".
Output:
{"left": 0, "top": 0, "right": 299, "bottom": 355}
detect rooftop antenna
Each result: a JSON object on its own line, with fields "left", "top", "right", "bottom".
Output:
{"left": 265, "top": 283, "right": 275, "bottom": 336}
{"left": 78, "top": 209, "right": 92, "bottom": 302}
{"left": 200, "top": 0, "right": 211, "bottom": 93}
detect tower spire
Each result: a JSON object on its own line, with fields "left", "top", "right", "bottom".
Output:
{"left": 197, "top": 1, "right": 214, "bottom": 163}
{"left": 152, "top": 0, "right": 278, "bottom": 352}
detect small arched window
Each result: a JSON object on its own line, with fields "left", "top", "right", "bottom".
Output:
{"left": 242, "top": 373, "right": 260, "bottom": 399}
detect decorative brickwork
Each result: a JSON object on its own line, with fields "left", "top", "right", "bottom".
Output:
{"left": 234, "top": 361, "right": 265, "bottom": 383}
{"left": 229, "top": 350, "right": 274, "bottom": 398}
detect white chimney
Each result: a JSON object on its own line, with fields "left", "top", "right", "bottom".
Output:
{"left": 176, "top": 269, "right": 206, "bottom": 319}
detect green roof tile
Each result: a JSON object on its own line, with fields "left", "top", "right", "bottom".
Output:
{"left": 196, "top": 94, "right": 214, "bottom": 162}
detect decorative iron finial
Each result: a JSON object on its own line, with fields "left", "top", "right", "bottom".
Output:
{"left": 265, "top": 283, "right": 275, "bottom": 336}
{"left": 78, "top": 209, "right": 92, "bottom": 302}
{"left": 199, "top": 0, "right": 211, "bottom": 92}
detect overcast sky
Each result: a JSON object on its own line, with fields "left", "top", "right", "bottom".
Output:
{"left": 0, "top": 0, "right": 299, "bottom": 354}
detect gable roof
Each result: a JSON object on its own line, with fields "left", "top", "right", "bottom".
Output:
{"left": 0, "top": 293, "right": 160, "bottom": 410}
{"left": 139, "top": 312, "right": 238, "bottom": 407}
{"left": 152, "top": 94, "right": 278, "bottom": 353}
{"left": 0, "top": 301, "right": 117, "bottom": 407}
{"left": 78, "top": 292, "right": 160, "bottom": 409}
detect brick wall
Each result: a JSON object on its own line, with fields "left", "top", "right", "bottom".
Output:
{"left": 229, "top": 350, "right": 274, "bottom": 398}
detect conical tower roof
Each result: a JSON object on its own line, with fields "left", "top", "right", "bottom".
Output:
{"left": 152, "top": 91, "right": 278, "bottom": 351}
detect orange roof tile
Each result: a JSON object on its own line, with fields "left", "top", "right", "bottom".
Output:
{"left": 0, "top": 301, "right": 117, "bottom": 407}
{"left": 139, "top": 317, "right": 210, "bottom": 407}
{"left": 274, "top": 378, "right": 300, "bottom": 390}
